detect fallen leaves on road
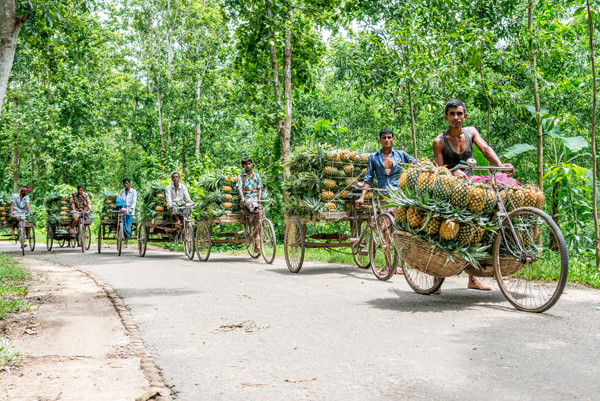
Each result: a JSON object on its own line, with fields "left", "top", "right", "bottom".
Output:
{"left": 286, "top": 376, "right": 316, "bottom": 383}
{"left": 215, "top": 320, "right": 270, "bottom": 333}
{"left": 241, "top": 382, "right": 267, "bottom": 387}
{"left": 109, "top": 364, "right": 122, "bottom": 368}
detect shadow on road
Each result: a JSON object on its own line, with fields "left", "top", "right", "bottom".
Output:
{"left": 264, "top": 265, "right": 378, "bottom": 280}
{"left": 117, "top": 287, "right": 202, "bottom": 298}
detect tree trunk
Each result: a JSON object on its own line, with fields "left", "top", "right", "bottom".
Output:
{"left": 587, "top": 0, "right": 600, "bottom": 270}
{"left": 281, "top": 10, "right": 293, "bottom": 179}
{"left": 407, "top": 82, "right": 417, "bottom": 158}
{"left": 156, "top": 76, "right": 166, "bottom": 168}
{"left": 0, "top": 0, "right": 28, "bottom": 114}
{"left": 528, "top": 0, "right": 543, "bottom": 190}
{"left": 549, "top": 180, "right": 560, "bottom": 251}
{"left": 265, "top": 2, "right": 282, "bottom": 137}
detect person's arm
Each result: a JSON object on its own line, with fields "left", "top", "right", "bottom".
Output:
{"left": 165, "top": 186, "right": 172, "bottom": 209}
{"left": 70, "top": 194, "right": 76, "bottom": 212}
{"left": 257, "top": 176, "right": 263, "bottom": 205}
{"left": 26, "top": 201, "right": 31, "bottom": 215}
{"left": 10, "top": 201, "right": 14, "bottom": 216}
{"left": 469, "top": 127, "right": 514, "bottom": 176}
{"left": 236, "top": 176, "right": 245, "bottom": 204}
{"left": 356, "top": 154, "right": 375, "bottom": 207}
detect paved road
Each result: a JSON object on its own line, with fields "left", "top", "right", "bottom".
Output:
{"left": 4, "top": 242, "right": 600, "bottom": 400}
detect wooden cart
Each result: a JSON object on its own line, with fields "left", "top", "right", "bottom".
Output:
{"left": 137, "top": 205, "right": 195, "bottom": 259}
{"left": 0, "top": 221, "right": 36, "bottom": 255}
{"left": 195, "top": 207, "right": 276, "bottom": 264}
{"left": 46, "top": 214, "right": 92, "bottom": 253}
{"left": 98, "top": 210, "right": 138, "bottom": 256}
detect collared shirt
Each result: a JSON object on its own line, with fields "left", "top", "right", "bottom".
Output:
{"left": 118, "top": 188, "right": 137, "bottom": 215}
{"left": 165, "top": 183, "right": 191, "bottom": 207}
{"left": 71, "top": 192, "right": 91, "bottom": 211}
{"left": 11, "top": 193, "right": 29, "bottom": 216}
{"left": 236, "top": 171, "right": 262, "bottom": 203}
{"left": 364, "top": 149, "right": 416, "bottom": 190}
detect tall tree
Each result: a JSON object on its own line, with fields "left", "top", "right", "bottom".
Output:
{"left": 0, "top": 0, "right": 29, "bottom": 113}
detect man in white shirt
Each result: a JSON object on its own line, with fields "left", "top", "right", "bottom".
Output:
{"left": 165, "top": 172, "right": 191, "bottom": 225}
{"left": 118, "top": 178, "right": 137, "bottom": 246}
{"left": 10, "top": 186, "right": 31, "bottom": 236}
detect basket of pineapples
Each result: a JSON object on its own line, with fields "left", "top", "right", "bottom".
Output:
{"left": 389, "top": 159, "right": 544, "bottom": 277}
{"left": 45, "top": 193, "right": 74, "bottom": 225}
{"left": 139, "top": 183, "right": 171, "bottom": 223}
{"left": 283, "top": 143, "right": 372, "bottom": 217}
{"left": 100, "top": 189, "right": 119, "bottom": 223}
{"left": 196, "top": 167, "right": 242, "bottom": 221}
{"left": 0, "top": 192, "right": 10, "bottom": 227}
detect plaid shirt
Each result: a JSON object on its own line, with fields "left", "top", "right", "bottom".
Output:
{"left": 71, "top": 192, "right": 91, "bottom": 211}
{"left": 236, "top": 172, "right": 262, "bottom": 203}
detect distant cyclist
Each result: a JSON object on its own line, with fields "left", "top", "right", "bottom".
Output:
{"left": 10, "top": 186, "right": 32, "bottom": 237}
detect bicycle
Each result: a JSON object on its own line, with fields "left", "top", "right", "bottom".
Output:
{"left": 402, "top": 158, "right": 568, "bottom": 313}
{"left": 72, "top": 211, "right": 92, "bottom": 253}
{"left": 6, "top": 215, "right": 35, "bottom": 255}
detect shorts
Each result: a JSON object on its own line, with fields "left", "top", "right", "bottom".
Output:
{"left": 242, "top": 201, "right": 260, "bottom": 213}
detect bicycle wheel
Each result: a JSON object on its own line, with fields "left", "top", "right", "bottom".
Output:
{"left": 493, "top": 207, "right": 568, "bottom": 313}
{"left": 117, "top": 220, "right": 123, "bottom": 256}
{"left": 85, "top": 225, "right": 91, "bottom": 250}
{"left": 245, "top": 221, "right": 260, "bottom": 259}
{"left": 284, "top": 217, "right": 305, "bottom": 273}
{"left": 138, "top": 224, "right": 148, "bottom": 257}
{"left": 59, "top": 238, "right": 66, "bottom": 247}
{"left": 183, "top": 221, "right": 195, "bottom": 260}
{"left": 261, "top": 218, "right": 276, "bottom": 264}
{"left": 79, "top": 221, "right": 85, "bottom": 253}
{"left": 195, "top": 221, "right": 211, "bottom": 262}
{"left": 370, "top": 213, "right": 399, "bottom": 281}
{"left": 352, "top": 219, "right": 371, "bottom": 269}
{"left": 46, "top": 226, "right": 53, "bottom": 251}
{"left": 28, "top": 227, "right": 35, "bottom": 252}
{"left": 97, "top": 224, "right": 103, "bottom": 254}
{"left": 20, "top": 224, "right": 25, "bottom": 255}
{"left": 403, "top": 261, "right": 445, "bottom": 295}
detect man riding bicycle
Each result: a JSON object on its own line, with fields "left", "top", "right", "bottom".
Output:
{"left": 10, "top": 186, "right": 32, "bottom": 237}
{"left": 70, "top": 185, "right": 93, "bottom": 235}
{"left": 118, "top": 178, "right": 137, "bottom": 247}
{"left": 237, "top": 157, "right": 263, "bottom": 255}
{"left": 165, "top": 172, "right": 192, "bottom": 225}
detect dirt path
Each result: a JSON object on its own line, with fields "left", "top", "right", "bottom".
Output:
{"left": 0, "top": 257, "right": 153, "bottom": 401}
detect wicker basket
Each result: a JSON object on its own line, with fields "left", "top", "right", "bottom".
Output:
{"left": 394, "top": 231, "right": 470, "bottom": 278}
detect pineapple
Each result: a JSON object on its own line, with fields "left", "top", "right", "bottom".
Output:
{"left": 397, "top": 170, "right": 409, "bottom": 191}
{"left": 407, "top": 206, "right": 425, "bottom": 228}
{"left": 505, "top": 186, "right": 524, "bottom": 212}
{"left": 322, "top": 166, "right": 338, "bottom": 176}
{"left": 103, "top": 216, "right": 110, "bottom": 220}
{"left": 324, "top": 202, "right": 337, "bottom": 210}
{"left": 323, "top": 179, "right": 337, "bottom": 189}
{"left": 222, "top": 185, "right": 232, "bottom": 192}
{"left": 343, "top": 164, "right": 354, "bottom": 174}
{"left": 333, "top": 153, "right": 341, "bottom": 162}
{"left": 224, "top": 176, "right": 231, "bottom": 183}
{"left": 326, "top": 150, "right": 338, "bottom": 161}
{"left": 456, "top": 223, "right": 484, "bottom": 245}
{"left": 482, "top": 187, "right": 497, "bottom": 214}
{"left": 341, "top": 190, "right": 350, "bottom": 199}
{"left": 320, "top": 191, "right": 335, "bottom": 200}
{"left": 364, "top": 192, "right": 372, "bottom": 200}
{"left": 439, "top": 219, "right": 460, "bottom": 240}
{"left": 417, "top": 167, "right": 436, "bottom": 196}
{"left": 467, "top": 183, "right": 486, "bottom": 212}
{"left": 405, "top": 165, "right": 422, "bottom": 193}
{"left": 432, "top": 173, "right": 457, "bottom": 201}
{"left": 339, "top": 149, "right": 351, "bottom": 160}
{"left": 350, "top": 151, "right": 360, "bottom": 161}
{"left": 155, "top": 206, "right": 164, "bottom": 211}
{"left": 451, "top": 180, "right": 472, "bottom": 208}
{"left": 522, "top": 185, "right": 537, "bottom": 207}
{"left": 422, "top": 214, "right": 442, "bottom": 235}
{"left": 61, "top": 206, "right": 68, "bottom": 211}
{"left": 345, "top": 178, "right": 359, "bottom": 186}
{"left": 360, "top": 153, "right": 370, "bottom": 163}
{"left": 222, "top": 202, "right": 232, "bottom": 209}
{"left": 157, "top": 193, "right": 165, "bottom": 199}
{"left": 361, "top": 168, "right": 368, "bottom": 175}
{"left": 225, "top": 194, "right": 233, "bottom": 201}
{"left": 534, "top": 188, "right": 545, "bottom": 209}
{"left": 395, "top": 206, "right": 407, "bottom": 223}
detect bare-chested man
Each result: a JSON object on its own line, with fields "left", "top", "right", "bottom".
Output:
{"left": 433, "top": 99, "right": 514, "bottom": 291}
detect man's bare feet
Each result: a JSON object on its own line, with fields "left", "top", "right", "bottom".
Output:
{"left": 395, "top": 266, "right": 404, "bottom": 275}
{"left": 467, "top": 275, "right": 492, "bottom": 291}
{"left": 9, "top": 230, "right": 15, "bottom": 236}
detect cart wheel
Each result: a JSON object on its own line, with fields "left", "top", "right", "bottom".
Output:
{"left": 494, "top": 207, "right": 568, "bottom": 313}
{"left": 195, "top": 221, "right": 211, "bottom": 262}
{"left": 97, "top": 224, "right": 103, "bottom": 254}
{"left": 403, "top": 261, "right": 445, "bottom": 295}
{"left": 183, "top": 221, "right": 195, "bottom": 260}
{"left": 85, "top": 225, "right": 91, "bottom": 251}
{"left": 138, "top": 224, "right": 148, "bottom": 257}
{"left": 244, "top": 221, "right": 261, "bottom": 259}
{"left": 284, "top": 217, "right": 305, "bottom": 273}
{"left": 370, "top": 213, "right": 399, "bottom": 281}
{"left": 79, "top": 221, "right": 85, "bottom": 253}
{"left": 261, "top": 218, "right": 276, "bottom": 264}
{"left": 59, "top": 239, "right": 65, "bottom": 247}
{"left": 28, "top": 227, "right": 35, "bottom": 252}
{"left": 117, "top": 220, "right": 123, "bottom": 256}
{"left": 20, "top": 224, "right": 25, "bottom": 256}
{"left": 46, "top": 227, "right": 53, "bottom": 251}
{"left": 352, "top": 220, "right": 371, "bottom": 269}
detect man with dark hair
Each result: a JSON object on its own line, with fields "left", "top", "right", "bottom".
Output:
{"left": 118, "top": 178, "right": 137, "bottom": 247}
{"left": 433, "top": 99, "right": 514, "bottom": 291}
{"left": 70, "top": 185, "right": 93, "bottom": 235}
{"left": 165, "top": 172, "right": 191, "bottom": 225}
{"left": 356, "top": 128, "right": 415, "bottom": 276}
{"left": 237, "top": 157, "right": 263, "bottom": 254}
{"left": 9, "top": 186, "right": 31, "bottom": 236}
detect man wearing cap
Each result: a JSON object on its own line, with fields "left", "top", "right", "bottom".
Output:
{"left": 237, "top": 157, "right": 263, "bottom": 254}
{"left": 10, "top": 186, "right": 32, "bottom": 237}
{"left": 118, "top": 178, "right": 137, "bottom": 247}
{"left": 70, "top": 185, "right": 93, "bottom": 235}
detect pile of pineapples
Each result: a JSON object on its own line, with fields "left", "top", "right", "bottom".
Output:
{"left": 391, "top": 159, "right": 545, "bottom": 250}
{"left": 139, "top": 183, "right": 171, "bottom": 222}
{"left": 196, "top": 167, "right": 242, "bottom": 220}
{"left": 100, "top": 189, "right": 119, "bottom": 223}
{"left": 0, "top": 193, "right": 10, "bottom": 226}
{"left": 284, "top": 143, "right": 372, "bottom": 216}
{"left": 45, "top": 193, "right": 75, "bottom": 225}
